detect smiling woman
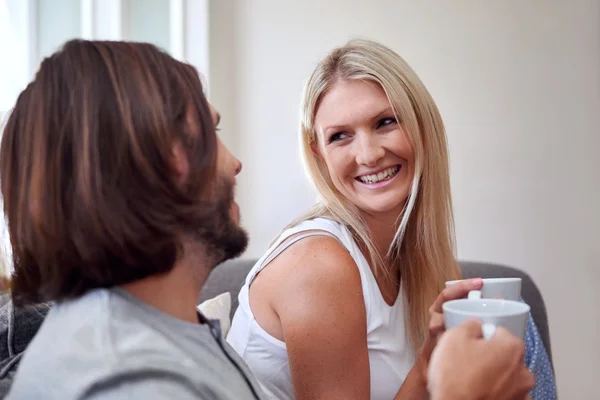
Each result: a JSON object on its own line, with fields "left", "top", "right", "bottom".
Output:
{"left": 227, "top": 38, "right": 461, "bottom": 400}
{"left": 226, "top": 38, "right": 556, "bottom": 400}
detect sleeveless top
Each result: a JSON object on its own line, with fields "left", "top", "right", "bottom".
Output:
{"left": 226, "top": 218, "right": 415, "bottom": 399}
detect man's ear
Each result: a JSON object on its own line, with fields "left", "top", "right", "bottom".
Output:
{"left": 170, "top": 139, "right": 190, "bottom": 181}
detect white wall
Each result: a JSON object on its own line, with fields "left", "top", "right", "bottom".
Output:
{"left": 125, "top": 0, "right": 171, "bottom": 51}
{"left": 38, "top": 0, "right": 81, "bottom": 58}
{"left": 0, "top": 0, "right": 30, "bottom": 111}
{"left": 209, "top": 1, "right": 600, "bottom": 398}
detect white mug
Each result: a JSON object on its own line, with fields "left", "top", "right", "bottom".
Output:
{"left": 445, "top": 277, "right": 522, "bottom": 301}
{"left": 443, "top": 298, "right": 530, "bottom": 340}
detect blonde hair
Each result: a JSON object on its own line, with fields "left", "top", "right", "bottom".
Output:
{"left": 289, "top": 38, "right": 461, "bottom": 347}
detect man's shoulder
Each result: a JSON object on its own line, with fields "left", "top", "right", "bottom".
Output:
{"left": 11, "top": 342, "right": 263, "bottom": 399}
{"left": 9, "top": 289, "right": 264, "bottom": 399}
{"left": 31, "top": 289, "right": 211, "bottom": 363}
{"left": 10, "top": 351, "right": 248, "bottom": 400}
{"left": 8, "top": 291, "right": 171, "bottom": 387}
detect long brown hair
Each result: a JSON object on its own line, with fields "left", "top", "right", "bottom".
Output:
{"left": 1, "top": 40, "right": 217, "bottom": 305}
{"left": 293, "top": 39, "right": 461, "bottom": 347}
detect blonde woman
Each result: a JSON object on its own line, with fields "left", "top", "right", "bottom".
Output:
{"left": 227, "top": 39, "right": 556, "bottom": 399}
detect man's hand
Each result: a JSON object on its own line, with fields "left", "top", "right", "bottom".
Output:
{"left": 427, "top": 319, "right": 534, "bottom": 400}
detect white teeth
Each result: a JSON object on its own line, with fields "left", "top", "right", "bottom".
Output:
{"left": 358, "top": 166, "right": 399, "bottom": 184}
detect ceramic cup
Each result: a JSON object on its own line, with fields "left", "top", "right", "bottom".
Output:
{"left": 443, "top": 298, "right": 530, "bottom": 340}
{"left": 445, "top": 277, "right": 522, "bottom": 301}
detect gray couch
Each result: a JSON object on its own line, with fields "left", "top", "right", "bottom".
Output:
{"left": 0, "top": 259, "right": 553, "bottom": 398}
{"left": 199, "top": 258, "right": 553, "bottom": 368}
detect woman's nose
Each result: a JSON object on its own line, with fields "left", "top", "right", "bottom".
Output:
{"left": 355, "top": 134, "right": 385, "bottom": 167}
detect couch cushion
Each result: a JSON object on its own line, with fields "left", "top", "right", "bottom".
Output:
{"left": 197, "top": 292, "right": 232, "bottom": 338}
{"left": 198, "top": 258, "right": 256, "bottom": 319}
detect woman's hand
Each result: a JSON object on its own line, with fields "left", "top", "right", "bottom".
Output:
{"left": 414, "top": 278, "right": 484, "bottom": 383}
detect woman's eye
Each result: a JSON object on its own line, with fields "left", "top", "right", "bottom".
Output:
{"left": 377, "top": 117, "right": 397, "bottom": 129}
{"left": 329, "top": 132, "right": 346, "bottom": 143}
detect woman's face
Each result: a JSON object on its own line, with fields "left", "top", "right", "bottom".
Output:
{"left": 314, "top": 79, "right": 414, "bottom": 218}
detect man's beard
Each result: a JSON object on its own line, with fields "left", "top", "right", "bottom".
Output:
{"left": 195, "top": 177, "right": 248, "bottom": 268}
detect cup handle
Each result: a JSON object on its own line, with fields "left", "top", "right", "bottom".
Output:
{"left": 468, "top": 290, "right": 482, "bottom": 300}
{"left": 482, "top": 323, "right": 496, "bottom": 340}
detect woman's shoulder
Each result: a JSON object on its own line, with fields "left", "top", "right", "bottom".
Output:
{"left": 264, "top": 216, "right": 362, "bottom": 287}
{"left": 268, "top": 233, "right": 365, "bottom": 321}
{"left": 271, "top": 231, "right": 358, "bottom": 284}
{"left": 252, "top": 216, "right": 363, "bottom": 307}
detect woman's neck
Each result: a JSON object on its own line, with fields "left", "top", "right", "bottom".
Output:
{"left": 359, "top": 208, "right": 404, "bottom": 304}
{"left": 361, "top": 208, "right": 402, "bottom": 264}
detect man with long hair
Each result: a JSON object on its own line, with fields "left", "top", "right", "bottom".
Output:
{"left": 2, "top": 39, "right": 262, "bottom": 399}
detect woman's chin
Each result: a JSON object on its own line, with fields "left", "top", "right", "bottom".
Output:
{"left": 357, "top": 201, "right": 407, "bottom": 218}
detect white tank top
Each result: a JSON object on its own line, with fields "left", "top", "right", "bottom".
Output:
{"left": 226, "top": 218, "right": 415, "bottom": 400}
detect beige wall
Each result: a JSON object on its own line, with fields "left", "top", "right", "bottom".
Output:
{"left": 209, "top": 1, "right": 600, "bottom": 398}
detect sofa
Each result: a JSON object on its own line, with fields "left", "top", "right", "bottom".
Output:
{"left": 0, "top": 259, "right": 553, "bottom": 398}
{"left": 199, "top": 258, "right": 553, "bottom": 368}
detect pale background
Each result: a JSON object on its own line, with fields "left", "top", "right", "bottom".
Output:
{"left": 1, "top": 1, "right": 599, "bottom": 398}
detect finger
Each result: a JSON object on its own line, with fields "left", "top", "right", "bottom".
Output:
{"left": 454, "top": 318, "right": 484, "bottom": 339}
{"left": 510, "top": 370, "right": 534, "bottom": 400}
{"left": 430, "top": 278, "right": 483, "bottom": 313}
{"left": 521, "top": 368, "right": 535, "bottom": 392}
{"left": 428, "top": 312, "right": 446, "bottom": 337}
{"left": 510, "top": 391, "right": 531, "bottom": 400}
{"left": 489, "top": 327, "right": 526, "bottom": 362}
{"left": 490, "top": 326, "right": 521, "bottom": 345}
{"left": 492, "top": 326, "right": 525, "bottom": 347}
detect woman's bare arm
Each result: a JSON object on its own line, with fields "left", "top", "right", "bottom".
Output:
{"left": 254, "top": 236, "right": 370, "bottom": 399}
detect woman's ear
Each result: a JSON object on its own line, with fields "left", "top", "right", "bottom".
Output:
{"left": 310, "top": 141, "right": 323, "bottom": 160}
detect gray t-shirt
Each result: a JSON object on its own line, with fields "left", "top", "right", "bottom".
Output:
{"left": 7, "top": 288, "right": 266, "bottom": 399}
